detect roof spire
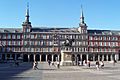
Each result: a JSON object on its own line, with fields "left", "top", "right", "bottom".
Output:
{"left": 25, "top": 2, "right": 30, "bottom": 23}
{"left": 80, "top": 5, "right": 84, "bottom": 24}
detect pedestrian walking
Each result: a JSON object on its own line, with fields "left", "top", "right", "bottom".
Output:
{"left": 14, "top": 60, "right": 19, "bottom": 67}
{"left": 84, "top": 60, "right": 87, "bottom": 66}
{"left": 113, "top": 60, "right": 117, "bottom": 66}
{"left": 52, "top": 62, "right": 55, "bottom": 67}
{"left": 33, "top": 61, "right": 39, "bottom": 70}
{"left": 48, "top": 60, "right": 51, "bottom": 66}
{"left": 96, "top": 61, "right": 100, "bottom": 70}
{"left": 81, "top": 60, "right": 83, "bottom": 66}
{"left": 100, "top": 61, "right": 104, "bottom": 69}
{"left": 87, "top": 60, "right": 90, "bottom": 67}
{"left": 57, "top": 61, "right": 60, "bottom": 69}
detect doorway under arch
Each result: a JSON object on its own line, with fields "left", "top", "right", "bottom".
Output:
{"left": 72, "top": 54, "right": 75, "bottom": 61}
{"left": 59, "top": 54, "right": 61, "bottom": 61}
{"left": 30, "top": 54, "right": 34, "bottom": 62}
{"left": 53, "top": 54, "right": 58, "bottom": 61}
{"left": 82, "top": 54, "right": 86, "bottom": 61}
{"left": 23, "top": 54, "right": 28, "bottom": 62}
{"left": 17, "top": 54, "right": 20, "bottom": 60}
{"left": 35, "top": 54, "right": 40, "bottom": 61}
{"left": 2, "top": 54, "right": 5, "bottom": 60}
{"left": 77, "top": 54, "right": 80, "bottom": 61}
{"left": 41, "top": 54, "right": 46, "bottom": 61}
{"left": 48, "top": 54, "right": 52, "bottom": 61}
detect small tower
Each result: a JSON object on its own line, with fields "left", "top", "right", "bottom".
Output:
{"left": 78, "top": 6, "right": 87, "bottom": 34}
{"left": 22, "top": 3, "right": 32, "bottom": 32}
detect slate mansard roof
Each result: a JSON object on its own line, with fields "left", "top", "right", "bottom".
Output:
{"left": 88, "top": 30, "right": 120, "bottom": 35}
{"left": 31, "top": 27, "right": 79, "bottom": 33}
{"left": 0, "top": 27, "right": 120, "bottom": 35}
{"left": 0, "top": 28, "right": 22, "bottom": 33}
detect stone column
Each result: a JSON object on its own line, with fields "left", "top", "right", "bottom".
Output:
{"left": 102, "top": 55, "right": 104, "bottom": 61}
{"left": 40, "top": 54, "right": 41, "bottom": 62}
{"left": 80, "top": 54, "right": 82, "bottom": 61}
{"left": 98, "top": 55, "right": 100, "bottom": 61}
{"left": 46, "top": 54, "right": 48, "bottom": 62}
{"left": 93, "top": 54, "right": 95, "bottom": 61}
{"left": 55, "top": 55, "right": 58, "bottom": 62}
{"left": 80, "top": 54, "right": 83, "bottom": 65}
{"left": 34, "top": 54, "right": 36, "bottom": 61}
{"left": 28, "top": 54, "right": 30, "bottom": 62}
{"left": 52, "top": 54, "right": 54, "bottom": 62}
{"left": 115, "top": 54, "right": 118, "bottom": 61}
{"left": 75, "top": 54, "right": 77, "bottom": 65}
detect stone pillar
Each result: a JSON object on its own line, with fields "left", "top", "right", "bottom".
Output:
{"left": 102, "top": 55, "right": 104, "bottom": 61}
{"left": 80, "top": 54, "right": 82, "bottom": 61}
{"left": 28, "top": 54, "right": 30, "bottom": 62}
{"left": 52, "top": 54, "right": 54, "bottom": 62}
{"left": 98, "top": 55, "right": 100, "bottom": 61}
{"left": 115, "top": 54, "right": 118, "bottom": 61}
{"left": 34, "top": 54, "right": 35, "bottom": 61}
{"left": 75, "top": 54, "right": 77, "bottom": 65}
{"left": 46, "top": 54, "right": 48, "bottom": 62}
{"left": 55, "top": 56, "right": 58, "bottom": 62}
{"left": 93, "top": 54, "right": 95, "bottom": 61}
{"left": 40, "top": 54, "right": 41, "bottom": 62}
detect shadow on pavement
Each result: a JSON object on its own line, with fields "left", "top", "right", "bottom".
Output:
{"left": 35, "top": 68, "right": 56, "bottom": 71}
{"left": 0, "top": 62, "right": 33, "bottom": 80}
{"left": 82, "top": 66, "right": 119, "bottom": 70}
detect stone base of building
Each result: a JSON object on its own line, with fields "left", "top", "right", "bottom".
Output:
{"left": 60, "top": 61, "right": 73, "bottom": 66}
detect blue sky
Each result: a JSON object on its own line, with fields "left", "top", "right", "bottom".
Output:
{"left": 0, "top": 0, "right": 120, "bottom": 30}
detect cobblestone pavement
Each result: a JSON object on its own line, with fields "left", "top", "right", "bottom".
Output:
{"left": 0, "top": 61, "right": 120, "bottom": 80}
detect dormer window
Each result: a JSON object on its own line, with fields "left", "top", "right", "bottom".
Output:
{"left": 26, "top": 28, "right": 30, "bottom": 32}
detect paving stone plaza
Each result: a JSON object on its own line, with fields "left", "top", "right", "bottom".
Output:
{"left": 0, "top": 62, "right": 120, "bottom": 80}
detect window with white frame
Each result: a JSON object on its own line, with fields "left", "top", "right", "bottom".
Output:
{"left": 8, "top": 34, "right": 11, "bottom": 39}
{"left": 12, "top": 35, "right": 16, "bottom": 39}
{"left": 103, "top": 36, "right": 106, "bottom": 40}
{"left": 108, "top": 42, "right": 110, "bottom": 46}
{"left": 31, "top": 35, "right": 34, "bottom": 39}
{"left": 17, "top": 35, "right": 20, "bottom": 39}
{"left": 100, "top": 48, "right": 102, "bottom": 52}
{"left": 100, "top": 36, "right": 102, "bottom": 40}
{"left": 94, "top": 36, "right": 97, "bottom": 40}
{"left": 89, "top": 36, "right": 92, "bottom": 40}
{"left": 108, "top": 37, "right": 111, "bottom": 40}
{"left": 43, "top": 35, "right": 46, "bottom": 39}
{"left": 104, "top": 42, "right": 106, "bottom": 46}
